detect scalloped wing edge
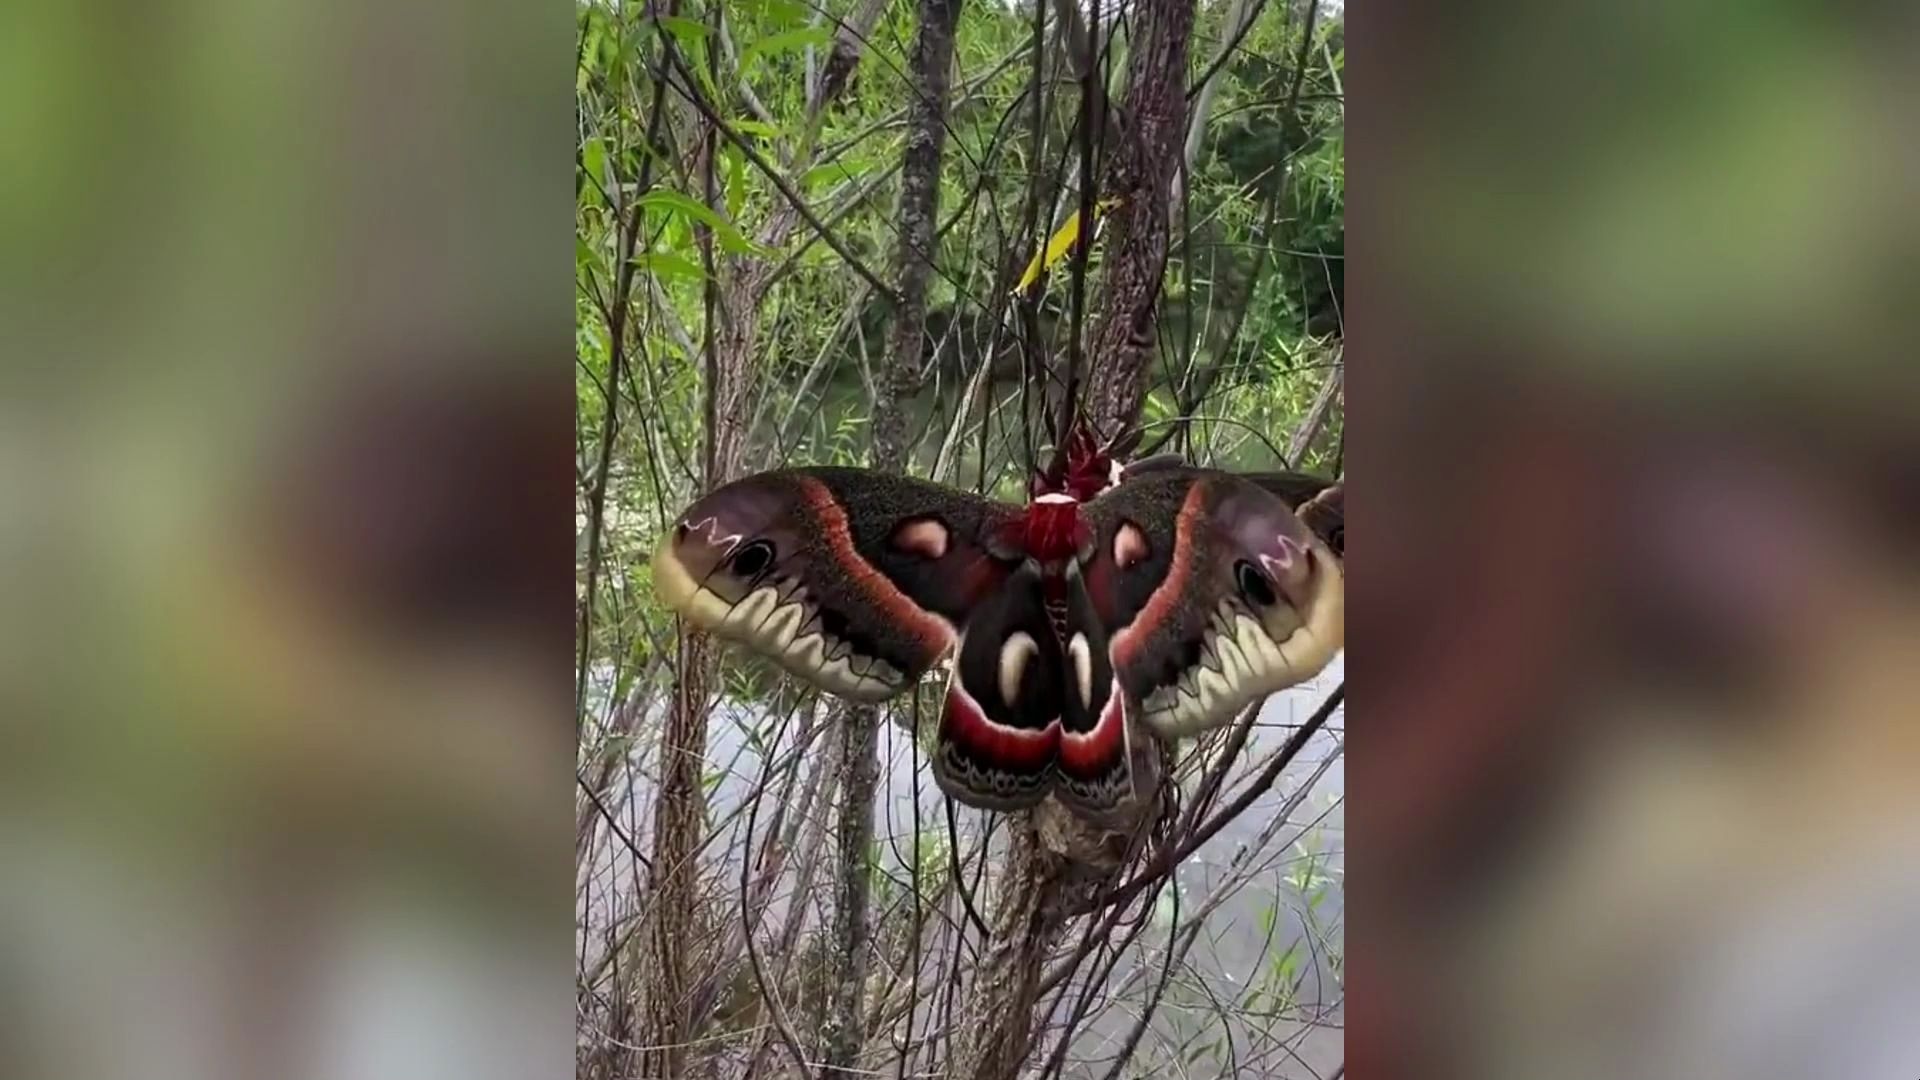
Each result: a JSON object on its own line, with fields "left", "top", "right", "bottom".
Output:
{"left": 1136, "top": 540, "right": 1343, "bottom": 737}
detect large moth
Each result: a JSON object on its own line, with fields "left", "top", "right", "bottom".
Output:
{"left": 650, "top": 447, "right": 1343, "bottom": 818}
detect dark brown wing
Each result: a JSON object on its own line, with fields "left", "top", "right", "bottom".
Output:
{"left": 932, "top": 560, "right": 1062, "bottom": 810}
{"left": 1243, "top": 469, "right": 1335, "bottom": 510}
{"left": 1080, "top": 468, "right": 1344, "bottom": 737}
{"left": 1245, "top": 471, "right": 1343, "bottom": 555}
{"left": 1051, "top": 558, "right": 1133, "bottom": 816}
{"left": 653, "top": 467, "right": 1021, "bottom": 701}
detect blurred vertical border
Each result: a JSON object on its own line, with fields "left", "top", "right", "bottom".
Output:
{"left": 0, "top": 1, "right": 575, "bottom": 1078}
{"left": 1349, "top": 0, "right": 1919, "bottom": 1078}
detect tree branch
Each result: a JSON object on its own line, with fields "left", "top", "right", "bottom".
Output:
{"left": 659, "top": 50, "right": 902, "bottom": 306}
{"left": 822, "top": 0, "right": 966, "bottom": 1071}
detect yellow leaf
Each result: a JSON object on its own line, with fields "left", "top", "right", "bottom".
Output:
{"left": 1012, "top": 211, "right": 1079, "bottom": 296}
{"left": 1011, "top": 196, "right": 1127, "bottom": 297}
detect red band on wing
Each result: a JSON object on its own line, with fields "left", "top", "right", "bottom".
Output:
{"left": 1112, "top": 483, "right": 1207, "bottom": 669}
{"left": 941, "top": 685, "right": 1060, "bottom": 771}
{"left": 798, "top": 474, "right": 957, "bottom": 655}
{"left": 1057, "top": 681, "right": 1126, "bottom": 776}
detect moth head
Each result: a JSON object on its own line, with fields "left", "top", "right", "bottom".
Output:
{"left": 1212, "top": 485, "right": 1344, "bottom": 669}
{"left": 1127, "top": 476, "right": 1346, "bottom": 737}
{"left": 651, "top": 471, "right": 934, "bottom": 702}
{"left": 654, "top": 474, "right": 801, "bottom": 613}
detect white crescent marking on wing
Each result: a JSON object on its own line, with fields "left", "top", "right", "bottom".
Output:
{"left": 998, "top": 631, "right": 1040, "bottom": 708}
{"left": 1067, "top": 632, "right": 1093, "bottom": 709}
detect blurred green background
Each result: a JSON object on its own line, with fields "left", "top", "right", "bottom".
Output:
{"left": 0, "top": 0, "right": 1914, "bottom": 1078}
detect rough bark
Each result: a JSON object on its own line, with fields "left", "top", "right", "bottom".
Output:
{"left": 1148, "top": 0, "right": 1326, "bottom": 458}
{"left": 952, "top": 812, "right": 1142, "bottom": 1079}
{"left": 822, "top": 0, "right": 965, "bottom": 1072}
{"left": 638, "top": 632, "right": 717, "bottom": 1080}
{"left": 821, "top": 702, "right": 884, "bottom": 1075}
{"left": 639, "top": 93, "right": 756, "bottom": 1080}
{"left": 637, "top": 40, "right": 790, "bottom": 1076}
{"left": 867, "top": 0, "right": 964, "bottom": 469}
{"left": 1083, "top": 0, "right": 1202, "bottom": 440}
{"left": 635, "top": 341, "right": 752, "bottom": 1079}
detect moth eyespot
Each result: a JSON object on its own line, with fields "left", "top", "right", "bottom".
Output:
{"left": 1234, "top": 560, "right": 1277, "bottom": 607}
{"left": 1113, "top": 522, "right": 1149, "bottom": 568}
{"left": 998, "top": 632, "right": 1039, "bottom": 708}
{"left": 890, "top": 518, "right": 949, "bottom": 560}
{"left": 730, "top": 539, "right": 776, "bottom": 578}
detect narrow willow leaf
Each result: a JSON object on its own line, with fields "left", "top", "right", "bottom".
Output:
{"left": 636, "top": 190, "right": 770, "bottom": 257}
{"left": 634, "top": 252, "right": 707, "bottom": 283}
{"left": 730, "top": 119, "right": 783, "bottom": 139}
{"left": 1010, "top": 196, "right": 1124, "bottom": 295}
{"left": 724, "top": 146, "right": 746, "bottom": 221}
{"left": 580, "top": 138, "right": 607, "bottom": 189}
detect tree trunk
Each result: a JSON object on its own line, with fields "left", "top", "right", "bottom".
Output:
{"left": 822, "top": 0, "right": 965, "bottom": 1073}
{"left": 821, "top": 703, "right": 883, "bottom": 1075}
{"left": 868, "top": 0, "right": 963, "bottom": 469}
{"left": 638, "top": 277, "right": 758, "bottom": 1080}
{"left": 957, "top": 0, "right": 1198, "bottom": 1075}
{"left": 635, "top": 7, "right": 898, "bottom": 1072}
{"left": 1083, "top": 0, "right": 1202, "bottom": 440}
{"left": 638, "top": 632, "right": 715, "bottom": 1080}
{"left": 1174, "top": 0, "right": 1256, "bottom": 207}
{"left": 637, "top": 117, "right": 760, "bottom": 1080}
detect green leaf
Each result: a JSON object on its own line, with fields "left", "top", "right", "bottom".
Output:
{"left": 652, "top": 16, "right": 717, "bottom": 100}
{"left": 634, "top": 252, "right": 706, "bottom": 283}
{"left": 724, "top": 146, "right": 746, "bottom": 221}
{"left": 730, "top": 119, "right": 783, "bottom": 140}
{"left": 1274, "top": 939, "right": 1302, "bottom": 984}
{"left": 581, "top": 137, "right": 607, "bottom": 187}
{"left": 636, "top": 190, "right": 769, "bottom": 257}
{"left": 740, "top": 26, "right": 832, "bottom": 71}
{"left": 579, "top": 24, "right": 604, "bottom": 84}
{"left": 655, "top": 15, "right": 711, "bottom": 45}
{"left": 802, "top": 161, "right": 853, "bottom": 190}
{"left": 1151, "top": 881, "right": 1181, "bottom": 929}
